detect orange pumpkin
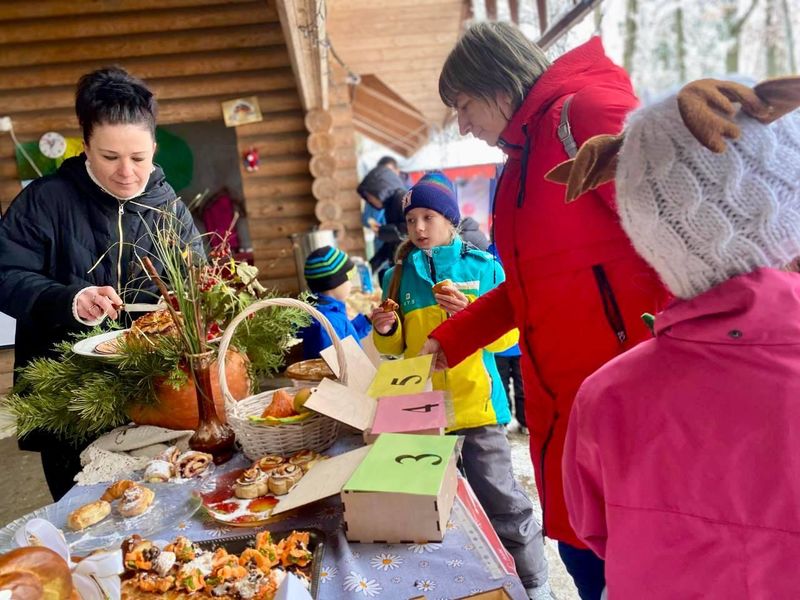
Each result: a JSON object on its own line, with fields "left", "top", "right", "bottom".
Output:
{"left": 127, "top": 350, "right": 251, "bottom": 431}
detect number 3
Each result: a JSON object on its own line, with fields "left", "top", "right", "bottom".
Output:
{"left": 394, "top": 453, "right": 442, "bottom": 466}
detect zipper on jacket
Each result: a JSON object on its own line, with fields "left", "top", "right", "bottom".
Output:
{"left": 117, "top": 202, "right": 125, "bottom": 296}
{"left": 426, "top": 253, "right": 438, "bottom": 286}
{"left": 517, "top": 124, "right": 532, "bottom": 208}
{"left": 591, "top": 264, "right": 628, "bottom": 345}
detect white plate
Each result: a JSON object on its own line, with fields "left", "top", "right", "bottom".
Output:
{"left": 72, "top": 329, "right": 129, "bottom": 359}
{"left": 0, "top": 485, "right": 201, "bottom": 555}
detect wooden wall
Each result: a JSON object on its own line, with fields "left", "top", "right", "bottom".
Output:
{"left": 0, "top": 0, "right": 347, "bottom": 296}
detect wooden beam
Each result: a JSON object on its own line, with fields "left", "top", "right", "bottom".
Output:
{"left": 0, "top": 47, "right": 292, "bottom": 91}
{"left": 0, "top": 0, "right": 257, "bottom": 20}
{"left": 0, "top": 3, "right": 275, "bottom": 44}
{"left": 537, "top": 0, "right": 604, "bottom": 50}
{"left": 0, "top": 23, "right": 286, "bottom": 68}
{"left": 485, "top": 0, "right": 498, "bottom": 20}
{"left": 509, "top": 0, "right": 520, "bottom": 24}
{"left": 276, "top": 0, "right": 329, "bottom": 111}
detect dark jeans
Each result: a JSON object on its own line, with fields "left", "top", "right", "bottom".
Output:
{"left": 496, "top": 355, "right": 526, "bottom": 427}
{"left": 453, "top": 425, "right": 548, "bottom": 589}
{"left": 40, "top": 437, "right": 86, "bottom": 501}
{"left": 558, "top": 542, "right": 606, "bottom": 600}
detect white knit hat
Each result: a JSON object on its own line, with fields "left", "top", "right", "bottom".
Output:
{"left": 616, "top": 93, "right": 800, "bottom": 298}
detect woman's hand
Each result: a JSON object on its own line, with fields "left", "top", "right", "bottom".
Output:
{"left": 370, "top": 307, "right": 397, "bottom": 335}
{"left": 434, "top": 285, "right": 469, "bottom": 315}
{"left": 419, "top": 337, "right": 449, "bottom": 371}
{"left": 75, "top": 286, "right": 122, "bottom": 322}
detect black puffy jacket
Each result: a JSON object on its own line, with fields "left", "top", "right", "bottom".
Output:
{"left": 0, "top": 155, "right": 199, "bottom": 372}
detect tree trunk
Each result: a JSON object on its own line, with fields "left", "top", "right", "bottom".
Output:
{"left": 623, "top": 0, "right": 638, "bottom": 74}
{"left": 676, "top": 4, "right": 686, "bottom": 81}
{"left": 725, "top": 0, "right": 760, "bottom": 74}
{"left": 780, "top": 0, "right": 797, "bottom": 72}
{"left": 766, "top": 0, "right": 780, "bottom": 75}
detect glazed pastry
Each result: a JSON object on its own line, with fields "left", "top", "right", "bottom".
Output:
{"left": 0, "top": 546, "right": 74, "bottom": 600}
{"left": 379, "top": 298, "right": 399, "bottom": 312}
{"left": 67, "top": 500, "right": 111, "bottom": 531}
{"left": 143, "top": 459, "right": 173, "bottom": 483}
{"left": 117, "top": 484, "right": 155, "bottom": 518}
{"left": 94, "top": 338, "right": 121, "bottom": 355}
{"left": 267, "top": 463, "right": 303, "bottom": 495}
{"left": 432, "top": 279, "right": 455, "bottom": 296}
{"left": 233, "top": 467, "right": 269, "bottom": 499}
{"left": 175, "top": 450, "right": 212, "bottom": 478}
{"left": 255, "top": 454, "right": 285, "bottom": 473}
{"left": 100, "top": 479, "right": 135, "bottom": 502}
{"left": 288, "top": 449, "right": 320, "bottom": 473}
{"left": 156, "top": 445, "right": 181, "bottom": 466}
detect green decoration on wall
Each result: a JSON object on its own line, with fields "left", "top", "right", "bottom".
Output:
{"left": 155, "top": 126, "right": 194, "bottom": 193}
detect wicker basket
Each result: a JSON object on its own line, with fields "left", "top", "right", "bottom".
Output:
{"left": 217, "top": 298, "right": 347, "bottom": 459}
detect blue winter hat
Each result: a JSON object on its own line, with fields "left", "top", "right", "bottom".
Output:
{"left": 402, "top": 171, "right": 460, "bottom": 225}
{"left": 304, "top": 245, "right": 353, "bottom": 293}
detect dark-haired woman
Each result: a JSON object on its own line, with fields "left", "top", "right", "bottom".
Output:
{"left": 420, "top": 23, "right": 671, "bottom": 599}
{"left": 0, "top": 67, "right": 199, "bottom": 500}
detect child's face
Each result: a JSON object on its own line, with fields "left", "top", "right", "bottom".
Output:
{"left": 326, "top": 277, "right": 352, "bottom": 301}
{"left": 406, "top": 208, "right": 453, "bottom": 249}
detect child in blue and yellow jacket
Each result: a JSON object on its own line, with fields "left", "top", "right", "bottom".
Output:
{"left": 370, "top": 172, "right": 550, "bottom": 598}
{"left": 300, "top": 246, "right": 371, "bottom": 359}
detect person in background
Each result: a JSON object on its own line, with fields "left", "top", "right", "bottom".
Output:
{"left": 357, "top": 156, "right": 407, "bottom": 275}
{"left": 370, "top": 172, "right": 551, "bottom": 600}
{"left": 496, "top": 344, "right": 527, "bottom": 434}
{"left": 556, "top": 77, "right": 800, "bottom": 599}
{"left": 459, "top": 216, "right": 490, "bottom": 251}
{"left": 421, "top": 22, "right": 672, "bottom": 598}
{"left": 0, "top": 66, "right": 199, "bottom": 500}
{"left": 299, "top": 246, "right": 371, "bottom": 359}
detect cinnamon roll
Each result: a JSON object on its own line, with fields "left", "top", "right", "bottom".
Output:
{"left": 117, "top": 484, "right": 155, "bottom": 518}
{"left": 233, "top": 467, "right": 269, "bottom": 499}
{"left": 267, "top": 463, "right": 303, "bottom": 495}
{"left": 288, "top": 449, "right": 320, "bottom": 473}
{"left": 143, "top": 459, "right": 173, "bottom": 483}
{"left": 255, "top": 454, "right": 285, "bottom": 473}
{"left": 175, "top": 451, "right": 212, "bottom": 478}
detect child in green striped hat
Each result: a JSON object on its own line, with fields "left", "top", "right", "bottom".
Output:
{"left": 299, "top": 245, "right": 372, "bottom": 358}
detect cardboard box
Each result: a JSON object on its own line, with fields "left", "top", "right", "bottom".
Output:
{"left": 308, "top": 340, "right": 449, "bottom": 439}
{"left": 341, "top": 433, "right": 458, "bottom": 543}
{"left": 272, "top": 433, "right": 459, "bottom": 544}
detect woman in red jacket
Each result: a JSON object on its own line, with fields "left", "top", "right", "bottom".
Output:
{"left": 421, "top": 23, "right": 670, "bottom": 599}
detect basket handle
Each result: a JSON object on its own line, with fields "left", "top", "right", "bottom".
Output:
{"left": 217, "top": 298, "right": 349, "bottom": 414}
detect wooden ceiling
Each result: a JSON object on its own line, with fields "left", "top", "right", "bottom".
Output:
{"left": 326, "top": 0, "right": 468, "bottom": 131}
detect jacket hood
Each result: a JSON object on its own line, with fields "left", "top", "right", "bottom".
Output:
{"left": 499, "top": 37, "right": 635, "bottom": 152}
{"left": 459, "top": 216, "right": 481, "bottom": 231}
{"left": 58, "top": 154, "right": 175, "bottom": 213}
{"left": 655, "top": 268, "right": 800, "bottom": 344}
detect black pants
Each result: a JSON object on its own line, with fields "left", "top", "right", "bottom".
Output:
{"left": 496, "top": 354, "right": 526, "bottom": 427}
{"left": 559, "top": 542, "right": 606, "bottom": 600}
{"left": 39, "top": 437, "right": 87, "bottom": 501}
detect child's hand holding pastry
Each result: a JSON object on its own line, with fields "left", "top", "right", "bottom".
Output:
{"left": 434, "top": 284, "right": 468, "bottom": 315}
{"left": 370, "top": 302, "right": 398, "bottom": 335}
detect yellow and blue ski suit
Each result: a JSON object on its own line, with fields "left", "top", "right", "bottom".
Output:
{"left": 374, "top": 237, "right": 518, "bottom": 430}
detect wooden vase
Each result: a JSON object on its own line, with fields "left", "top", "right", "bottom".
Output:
{"left": 127, "top": 350, "right": 250, "bottom": 431}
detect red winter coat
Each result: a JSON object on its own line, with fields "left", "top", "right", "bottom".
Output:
{"left": 430, "top": 38, "right": 671, "bottom": 547}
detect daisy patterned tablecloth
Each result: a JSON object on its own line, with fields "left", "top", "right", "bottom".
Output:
{"left": 69, "top": 437, "right": 529, "bottom": 600}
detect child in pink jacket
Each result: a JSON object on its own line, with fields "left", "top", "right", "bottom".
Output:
{"left": 548, "top": 77, "right": 800, "bottom": 598}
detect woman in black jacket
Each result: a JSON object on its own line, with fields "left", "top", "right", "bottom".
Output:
{"left": 0, "top": 67, "right": 199, "bottom": 500}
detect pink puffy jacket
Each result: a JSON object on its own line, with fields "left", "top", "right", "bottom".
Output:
{"left": 564, "top": 268, "right": 800, "bottom": 599}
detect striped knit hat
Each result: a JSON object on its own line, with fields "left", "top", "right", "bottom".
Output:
{"left": 402, "top": 171, "right": 460, "bottom": 225}
{"left": 304, "top": 245, "right": 354, "bottom": 293}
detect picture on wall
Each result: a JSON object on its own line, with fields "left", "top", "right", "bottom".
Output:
{"left": 221, "top": 96, "right": 263, "bottom": 127}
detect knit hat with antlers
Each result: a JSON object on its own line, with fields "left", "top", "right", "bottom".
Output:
{"left": 546, "top": 77, "right": 800, "bottom": 299}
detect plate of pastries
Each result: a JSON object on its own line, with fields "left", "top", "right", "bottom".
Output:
{"left": 140, "top": 447, "right": 215, "bottom": 484}
{"left": 199, "top": 450, "right": 322, "bottom": 527}
{"left": 120, "top": 528, "right": 322, "bottom": 599}
{"left": 72, "top": 309, "right": 181, "bottom": 358}
{"left": 0, "top": 479, "right": 201, "bottom": 556}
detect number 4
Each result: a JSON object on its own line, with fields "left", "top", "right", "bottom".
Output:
{"left": 402, "top": 403, "right": 438, "bottom": 413}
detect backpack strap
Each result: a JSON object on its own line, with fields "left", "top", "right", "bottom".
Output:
{"left": 557, "top": 95, "right": 578, "bottom": 158}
